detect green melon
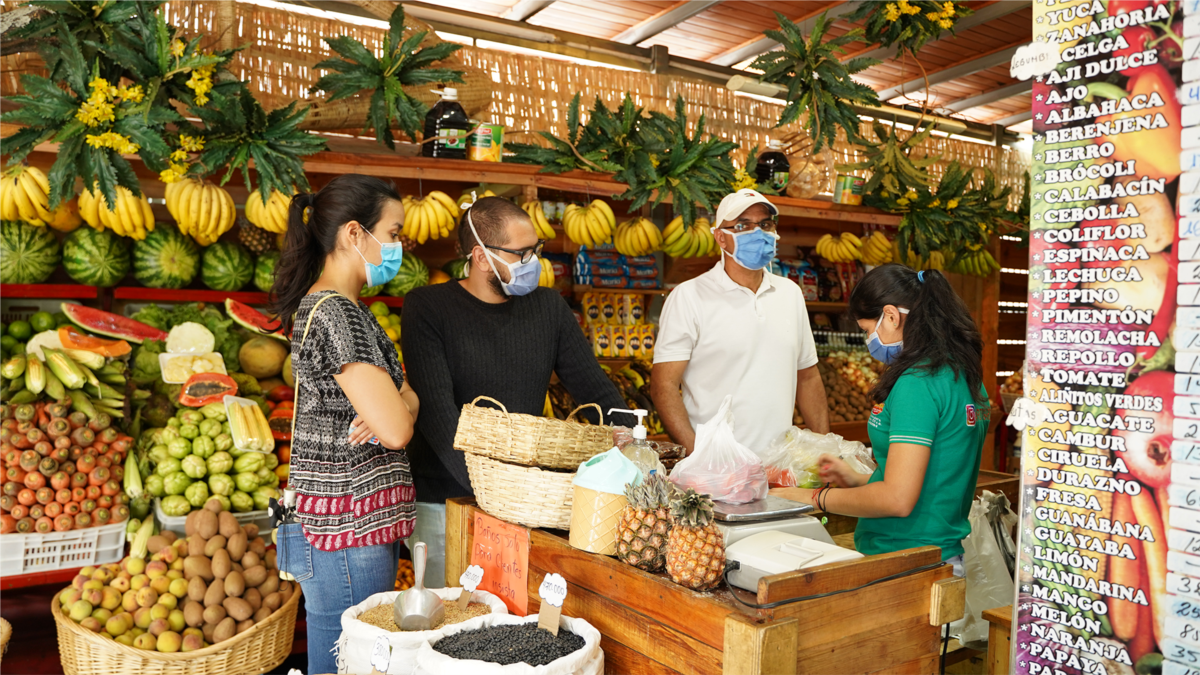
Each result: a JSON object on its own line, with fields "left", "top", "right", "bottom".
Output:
{"left": 384, "top": 254, "right": 430, "bottom": 297}
{"left": 0, "top": 220, "right": 61, "bottom": 284}
{"left": 132, "top": 225, "right": 199, "bottom": 289}
{"left": 254, "top": 251, "right": 280, "bottom": 293}
{"left": 62, "top": 228, "right": 130, "bottom": 287}
{"left": 361, "top": 283, "right": 384, "bottom": 297}
{"left": 201, "top": 242, "right": 254, "bottom": 292}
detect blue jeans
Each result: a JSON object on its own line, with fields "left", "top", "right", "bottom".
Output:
{"left": 276, "top": 523, "right": 401, "bottom": 675}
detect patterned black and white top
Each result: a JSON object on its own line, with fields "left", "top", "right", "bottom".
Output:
{"left": 288, "top": 291, "right": 415, "bottom": 551}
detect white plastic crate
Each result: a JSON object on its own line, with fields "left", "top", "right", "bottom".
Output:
{"left": 0, "top": 521, "right": 126, "bottom": 577}
{"left": 153, "top": 499, "right": 272, "bottom": 537}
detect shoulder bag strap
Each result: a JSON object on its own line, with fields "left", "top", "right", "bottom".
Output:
{"left": 286, "top": 292, "right": 344, "bottom": 490}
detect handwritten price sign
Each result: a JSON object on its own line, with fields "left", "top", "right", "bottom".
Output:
{"left": 469, "top": 512, "right": 530, "bottom": 616}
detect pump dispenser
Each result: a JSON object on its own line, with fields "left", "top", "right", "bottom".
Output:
{"left": 608, "top": 408, "right": 666, "bottom": 478}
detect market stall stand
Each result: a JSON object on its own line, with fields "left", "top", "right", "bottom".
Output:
{"left": 984, "top": 605, "right": 1012, "bottom": 675}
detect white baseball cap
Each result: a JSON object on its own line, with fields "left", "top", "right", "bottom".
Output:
{"left": 714, "top": 189, "right": 778, "bottom": 227}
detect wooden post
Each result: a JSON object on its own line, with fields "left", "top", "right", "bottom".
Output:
{"left": 212, "top": 0, "right": 238, "bottom": 54}
{"left": 984, "top": 606, "right": 1013, "bottom": 675}
{"left": 723, "top": 614, "right": 799, "bottom": 675}
{"left": 444, "top": 497, "right": 473, "bottom": 587}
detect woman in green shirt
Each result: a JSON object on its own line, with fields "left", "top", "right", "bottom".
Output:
{"left": 772, "top": 264, "right": 988, "bottom": 573}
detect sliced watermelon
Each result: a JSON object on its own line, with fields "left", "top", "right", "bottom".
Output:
{"left": 225, "top": 298, "right": 287, "bottom": 342}
{"left": 61, "top": 304, "right": 168, "bottom": 344}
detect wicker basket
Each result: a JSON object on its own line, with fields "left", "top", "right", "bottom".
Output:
{"left": 454, "top": 396, "right": 614, "bottom": 470}
{"left": 465, "top": 453, "right": 575, "bottom": 530}
{"left": 52, "top": 584, "right": 300, "bottom": 675}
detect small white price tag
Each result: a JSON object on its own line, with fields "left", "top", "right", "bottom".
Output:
{"left": 537, "top": 573, "right": 567, "bottom": 635}
{"left": 370, "top": 635, "right": 391, "bottom": 674}
{"left": 457, "top": 564, "right": 484, "bottom": 609}
{"left": 1006, "top": 397, "right": 1050, "bottom": 430}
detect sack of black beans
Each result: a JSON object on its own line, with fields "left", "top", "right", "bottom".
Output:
{"left": 335, "top": 588, "right": 509, "bottom": 674}
{"left": 414, "top": 614, "right": 602, "bottom": 675}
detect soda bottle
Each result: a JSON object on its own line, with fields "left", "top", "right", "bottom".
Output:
{"left": 421, "top": 88, "right": 471, "bottom": 159}
{"left": 755, "top": 139, "right": 791, "bottom": 192}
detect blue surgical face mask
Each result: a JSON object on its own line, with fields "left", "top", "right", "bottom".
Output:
{"left": 353, "top": 224, "right": 404, "bottom": 287}
{"left": 468, "top": 209, "right": 540, "bottom": 296}
{"left": 867, "top": 309, "right": 909, "bottom": 364}
{"left": 725, "top": 228, "right": 780, "bottom": 270}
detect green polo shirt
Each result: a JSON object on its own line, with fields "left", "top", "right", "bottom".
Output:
{"left": 855, "top": 365, "right": 987, "bottom": 561}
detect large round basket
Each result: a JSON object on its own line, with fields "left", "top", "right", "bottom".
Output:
{"left": 51, "top": 585, "right": 300, "bottom": 675}
{"left": 454, "top": 396, "right": 614, "bottom": 470}
{"left": 465, "top": 453, "right": 575, "bottom": 530}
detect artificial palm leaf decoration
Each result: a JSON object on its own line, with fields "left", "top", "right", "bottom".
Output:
{"left": 506, "top": 93, "right": 624, "bottom": 173}
{"left": 889, "top": 162, "right": 1013, "bottom": 266}
{"left": 843, "top": 120, "right": 938, "bottom": 200}
{"left": 845, "top": 1, "right": 972, "bottom": 59}
{"left": 750, "top": 11, "right": 880, "bottom": 152}
{"left": 310, "top": 4, "right": 464, "bottom": 149}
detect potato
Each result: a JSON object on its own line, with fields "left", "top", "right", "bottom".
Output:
{"left": 244, "top": 587, "right": 262, "bottom": 612}
{"left": 258, "top": 574, "right": 279, "bottom": 596}
{"left": 161, "top": 530, "right": 178, "bottom": 543}
{"left": 243, "top": 524, "right": 259, "bottom": 540}
{"left": 184, "top": 556, "right": 213, "bottom": 582}
{"left": 223, "top": 597, "right": 253, "bottom": 622}
{"left": 224, "top": 570, "right": 245, "bottom": 598}
{"left": 243, "top": 565, "right": 267, "bottom": 588}
{"left": 232, "top": 562, "right": 243, "bottom": 574}
{"left": 196, "top": 510, "right": 219, "bottom": 540}
{"left": 236, "top": 619, "right": 254, "bottom": 635}
{"left": 187, "top": 577, "right": 208, "bottom": 603}
{"left": 202, "top": 604, "right": 226, "bottom": 625}
{"left": 278, "top": 581, "right": 292, "bottom": 602}
{"left": 188, "top": 536, "right": 207, "bottom": 558}
{"left": 202, "top": 622, "right": 217, "bottom": 643}
{"left": 249, "top": 537, "right": 266, "bottom": 558}
{"left": 226, "top": 532, "right": 247, "bottom": 562}
{"left": 203, "top": 535, "right": 227, "bottom": 558}
{"left": 241, "top": 551, "right": 260, "bottom": 570}
{"left": 183, "top": 601, "right": 204, "bottom": 628}
{"left": 265, "top": 550, "right": 277, "bottom": 570}
{"left": 146, "top": 536, "right": 169, "bottom": 558}
{"left": 211, "top": 550, "right": 232, "bottom": 581}
{"left": 203, "top": 578, "right": 226, "bottom": 608}
{"left": 185, "top": 511, "right": 200, "bottom": 538}
{"left": 253, "top": 606, "right": 272, "bottom": 623}
{"left": 263, "top": 592, "right": 282, "bottom": 612}
{"left": 218, "top": 512, "right": 240, "bottom": 539}
{"left": 204, "top": 498, "right": 223, "bottom": 514}
{"left": 213, "top": 617, "right": 236, "bottom": 643}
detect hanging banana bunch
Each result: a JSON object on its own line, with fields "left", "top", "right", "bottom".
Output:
{"left": 78, "top": 184, "right": 156, "bottom": 240}
{"left": 401, "top": 191, "right": 461, "bottom": 245}
{"left": 165, "top": 179, "right": 237, "bottom": 246}
{"left": 538, "top": 258, "right": 555, "bottom": 288}
{"left": 949, "top": 250, "right": 999, "bottom": 277}
{"left": 662, "top": 216, "right": 717, "bottom": 258}
{"left": 0, "top": 165, "right": 62, "bottom": 228}
{"left": 562, "top": 200, "right": 615, "bottom": 247}
{"left": 859, "top": 232, "right": 893, "bottom": 266}
{"left": 521, "top": 200, "right": 557, "bottom": 239}
{"left": 245, "top": 189, "right": 292, "bottom": 235}
{"left": 614, "top": 217, "right": 663, "bottom": 257}
{"left": 815, "top": 233, "right": 863, "bottom": 263}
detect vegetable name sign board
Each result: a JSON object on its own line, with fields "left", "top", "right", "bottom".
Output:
{"left": 1020, "top": 1, "right": 1186, "bottom": 674}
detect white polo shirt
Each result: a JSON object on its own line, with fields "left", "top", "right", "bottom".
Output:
{"left": 654, "top": 261, "right": 818, "bottom": 456}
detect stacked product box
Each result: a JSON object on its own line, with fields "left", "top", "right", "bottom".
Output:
{"left": 580, "top": 291, "right": 656, "bottom": 359}
{"left": 574, "top": 248, "right": 659, "bottom": 289}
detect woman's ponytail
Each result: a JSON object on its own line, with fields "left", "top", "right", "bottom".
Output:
{"left": 849, "top": 263, "right": 986, "bottom": 407}
{"left": 269, "top": 175, "right": 402, "bottom": 336}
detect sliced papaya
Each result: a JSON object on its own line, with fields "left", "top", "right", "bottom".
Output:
{"left": 178, "top": 373, "right": 238, "bottom": 408}
{"left": 268, "top": 407, "right": 293, "bottom": 440}
{"left": 58, "top": 326, "right": 132, "bottom": 358}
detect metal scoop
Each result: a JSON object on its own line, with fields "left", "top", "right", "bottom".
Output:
{"left": 393, "top": 541, "right": 445, "bottom": 631}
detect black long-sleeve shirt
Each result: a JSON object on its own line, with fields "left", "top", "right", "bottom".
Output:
{"left": 401, "top": 281, "right": 634, "bottom": 503}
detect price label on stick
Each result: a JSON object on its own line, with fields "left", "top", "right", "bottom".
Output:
{"left": 537, "top": 573, "right": 567, "bottom": 636}
{"left": 457, "top": 564, "right": 484, "bottom": 610}
{"left": 370, "top": 635, "right": 391, "bottom": 674}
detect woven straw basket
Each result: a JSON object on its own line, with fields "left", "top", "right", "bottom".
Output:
{"left": 51, "top": 585, "right": 300, "bottom": 675}
{"left": 454, "top": 396, "right": 614, "bottom": 470}
{"left": 465, "top": 453, "right": 575, "bottom": 530}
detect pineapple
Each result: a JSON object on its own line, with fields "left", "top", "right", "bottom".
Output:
{"left": 237, "top": 217, "right": 275, "bottom": 255}
{"left": 665, "top": 488, "right": 725, "bottom": 591}
{"left": 616, "top": 474, "right": 673, "bottom": 571}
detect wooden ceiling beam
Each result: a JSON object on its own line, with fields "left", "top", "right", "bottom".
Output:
{"left": 613, "top": 0, "right": 723, "bottom": 45}
{"left": 502, "top": 0, "right": 556, "bottom": 22}
{"left": 708, "top": 1, "right": 855, "bottom": 67}
{"left": 876, "top": 42, "right": 1023, "bottom": 102}
{"left": 994, "top": 110, "right": 1033, "bottom": 127}
{"left": 942, "top": 81, "right": 1032, "bottom": 112}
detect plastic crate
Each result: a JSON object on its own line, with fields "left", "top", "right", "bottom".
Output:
{"left": 0, "top": 521, "right": 126, "bottom": 577}
{"left": 153, "top": 499, "right": 272, "bottom": 537}
{"left": 0, "top": 299, "right": 84, "bottom": 326}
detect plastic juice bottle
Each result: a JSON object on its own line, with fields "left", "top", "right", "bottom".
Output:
{"left": 755, "top": 139, "right": 791, "bottom": 192}
{"left": 421, "top": 88, "right": 471, "bottom": 159}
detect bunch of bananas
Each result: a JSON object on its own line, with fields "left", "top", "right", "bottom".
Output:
{"left": 815, "top": 233, "right": 862, "bottom": 263}
{"left": 896, "top": 242, "right": 947, "bottom": 271}
{"left": 458, "top": 189, "right": 496, "bottom": 210}
{"left": 538, "top": 257, "right": 555, "bottom": 288}
{"left": 245, "top": 188, "right": 291, "bottom": 234}
{"left": 79, "top": 184, "right": 156, "bottom": 240}
{"left": 563, "top": 200, "right": 615, "bottom": 247}
{"left": 614, "top": 217, "right": 663, "bottom": 257}
{"left": 950, "top": 250, "right": 999, "bottom": 277}
{"left": 662, "top": 216, "right": 717, "bottom": 258}
{"left": 860, "top": 232, "right": 893, "bottom": 266}
{"left": 401, "top": 191, "right": 460, "bottom": 245}
{"left": 164, "top": 179, "right": 237, "bottom": 245}
{"left": 521, "top": 200, "right": 556, "bottom": 239}
{"left": 0, "top": 166, "right": 82, "bottom": 232}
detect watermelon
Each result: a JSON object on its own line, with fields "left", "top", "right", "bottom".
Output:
{"left": 225, "top": 298, "right": 287, "bottom": 342}
{"left": 0, "top": 220, "right": 61, "bottom": 284}
{"left": 61, "top": 304, "right": 168, "bottom": 344}
{"left": 62, "top": 228, "right": 129, "bottom": 287}
{"left": 443, "top": 257, "right": 468, "bottom": 280}
{"left": 361, "top": 284, "right": 383, "bottom": 297}
{"left": 133, "top": 225, "right": 199, "bottom": 289}
{"left": 201, "top": 242, "right": 254, "bottom": 292}
{"left": 254, "top": 251, "right": 280, "bottom": 293}
{"left": 384, "top": 254, "right": 429, "bottom": 297}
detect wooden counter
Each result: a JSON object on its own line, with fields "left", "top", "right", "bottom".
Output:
{"left": 446, "top": 498, "right": 959, "bottom": 675}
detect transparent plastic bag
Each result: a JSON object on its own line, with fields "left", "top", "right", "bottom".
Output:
{"left": 668, "top": 396, "right": 768, "bottom": 504}
{"left": 837, "top": 438, "right": 877, "bottom": 475}
{"left": 760, "top": 427, "right": 844, "bottom": 488}
{"left": 953, "top": 491, "right": 1017, "bottom": 647}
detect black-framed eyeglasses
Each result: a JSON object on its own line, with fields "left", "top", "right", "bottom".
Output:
{"left": 486, "top": 240, "right": 545, "bottom": 264}
{"left": 721, "top": 218, "right": 778, "bottom": 233}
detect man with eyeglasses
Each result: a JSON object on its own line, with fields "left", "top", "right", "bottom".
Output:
{"left": 652, "top": 189, "right": 829, "bottom": 459}
{"left": 401, "top": 196, "right": 633, "bottom": 586}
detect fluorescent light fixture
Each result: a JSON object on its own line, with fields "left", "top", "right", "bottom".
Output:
{"left": 435, "top": 31, "right": 475, "bottom": 45}
{"left": 404, "top": 5, "right": 557, "bottom": 43}
{"left": 1001, "top": 268, "right": 1029, "bottom": 275}
{"left": 235, "top": 0, "right": 390, "bottom": 28}
{"left": 996, "top": 371, "right": 1015, "bottom": 377}
{"left": 726, "top": 74, "right": 787, "bottom": 97}
{"left": 999, "top": 301, "right": 1028, "bottom": 308}
{"left": 997, "top": 340, "right": 1026, "bottom": 345}
{"left": 1000, "top": 235, "right": 1022, "bottom": 242}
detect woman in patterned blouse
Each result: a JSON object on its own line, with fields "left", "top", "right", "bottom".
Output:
{"left": 270, "top": 174, "right": 420, "bottom": 675}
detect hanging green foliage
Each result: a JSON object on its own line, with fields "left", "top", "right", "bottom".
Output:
{"left": 839, "top": 120, "right": 938, "bottom": 198}
{"left": 844, "top": 1, "right": 972, "bottom": 57}
{"left": 505, "top": 93, "right": 624, "bottom": 173}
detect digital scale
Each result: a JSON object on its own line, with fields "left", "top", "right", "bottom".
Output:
{"left": 713, "top": 495, "right": 863, "bottom": 592}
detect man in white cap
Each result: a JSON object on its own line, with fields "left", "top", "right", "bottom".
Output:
{"left": 651, "top": 188, "right": 828, "bottom": 457}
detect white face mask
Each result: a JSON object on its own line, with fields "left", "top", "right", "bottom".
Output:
{"left": 468, "top": 209, "right": 540, "bottom": 296}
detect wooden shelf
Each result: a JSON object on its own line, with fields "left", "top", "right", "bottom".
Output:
{"left": 0, "top": 284, "right": 99, "bottom": 300}
{"left": 112, "top": 287, "right": 269, "bottom": 305}
{"left": 806, "top": 301, "right": 848, "bottom": 312}
{"left": 574, "top": 285, "right": 668, "bottom": 295}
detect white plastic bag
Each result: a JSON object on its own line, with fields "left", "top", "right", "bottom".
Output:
{"left": 669, "top": 396, "right": 768, "bottom": 504}
{"left": 760, "top": 427, "right": 874, "bottom": 488}
{"left": 414, "top": 614, "right": 603, "bottom": 675}
{"left": 336, "top": 587, "right": 509, "bottom": 674}
{"left": 953, "top": 491, "right": 1017, "bottom": 647}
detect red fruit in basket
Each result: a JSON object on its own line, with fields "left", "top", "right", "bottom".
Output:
{"left": 54, "top": 514, "right": 73, "bottom": 531}
{"left": 88, "top": 466, "right": 110, "bottom": 486}
{"left": 23, "top": 471, "right": 46, "bottom": 490}
{"left": 95, "top": 454, "right": 111, "bottom": 469}
{"left": 19, "top": 449, "right": 39, "bottom": 472}
{"left": 45, "top": 501, "right": 62, "bottom": 518}
{"left": 38, "top": 456, "right": 57, "bottom": 477}
{"left": 97, "top": 427, "right": 118, "bottom": 444}
{"left": 15, "top": 516, "right": 34, "bottom": 533}
{"left": 101, "top": 479, "right": 121, "bottom": 498}
{"left": 76, "top": 454, "right": 95, "bottom": 473}
{"left": 10, "top": 504, "right": 28, "bottom": 520}
{"left": 17, "top": 488, "right": 36, "bottom": 506}
{"left": 63, "top": 501, "right": 80, "bottom": 516}
{"left": 81, "top": 498, "right": 96, "bottom": 514}
{"left": 71, "top": 427, "right": 94, "bottom": 447}
{"left": 97, "top": 495, "right": 113, "bottom": 509}
{"left": 34, "top": 516, "right": 53, "bottom": 534}
{"left": 29, "top": 504, "right": 44, "bottom": 520}
{"left": 0, "top": 494, "right": 14, "bottom": 511}
{"left": 3, "top": 481, "right": 20, "bottom": 497}
{"left": 93, "top": 507, "right": 111, "bottom": 525}
{"left": 67, "top": 412, "right": 87, "bottom": 429}
{"left": 71, "top": 472, "right": 87, "bottom": 489}
{"left": 1115, "top": 370, "right": 1173, "bottom": 488}
{"left": 85, "top": 485, "right": 101, "bottom": 501}
{"left": 74, "top": 512, "right": 91, "bottom": 529}
{"left": 35, "top": 487, "right": 54, "bottom": 505}
{"left": 71, "top": 487, "right": 85, "bottom": 502}
{"left": 55, "top": 488, "right": 71, "bottom": 504}
{"left": 0, "top": 514, "right": 15, "bottom": 533}
{"left": 112, "top": 504, "right": 129, "bottom": 523}
{"left": 50, "top": 471, "right": 70, "bottom": 490}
